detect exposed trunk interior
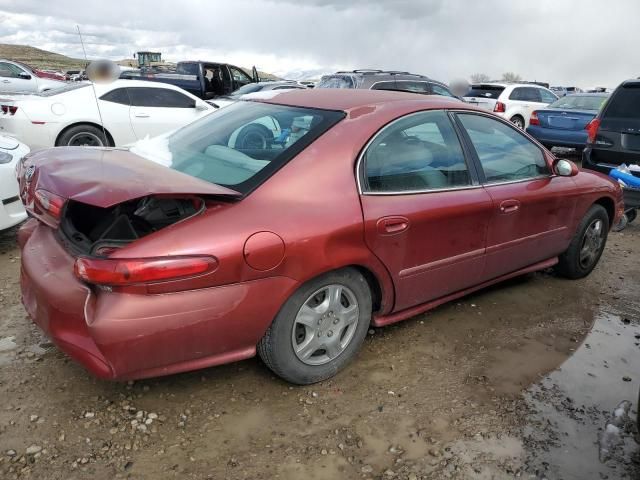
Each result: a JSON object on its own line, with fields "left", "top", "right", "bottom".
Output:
{"left": 59, "top": 196, "right": 204, "bottom": 256}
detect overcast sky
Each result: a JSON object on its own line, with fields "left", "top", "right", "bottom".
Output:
{"left": 0, "top": 0, "right": 637, "bottom": 87}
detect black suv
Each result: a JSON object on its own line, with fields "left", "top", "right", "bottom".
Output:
{"left": 583, "top": 79, "right": 640, "bottom": 174}
{"left": 315, "top": 70, "right": 458, "bottom": 98}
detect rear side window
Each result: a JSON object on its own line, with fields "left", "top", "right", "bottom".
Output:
{"left": 128, "top": 88, "right": 196, "bottom": 108}
{"left": 100, "top": 88, "right": 131, "bottom": 105}
{"left": 465, "top": 85, "right": 505, "bottom": 99}
{"left": 509, "top": 87, "right": 541, "bottom": 102}
{"left": 603, "top": 85, "right": 640, "bottom": 119}
{"left": 362, "top": 110, "right": 470, "bottom": 192}
{"left": 394, "top": 81, "right": 430, "bottom": 94}
{"left": 457, "top": 113, "right": 549, "bottom": 183}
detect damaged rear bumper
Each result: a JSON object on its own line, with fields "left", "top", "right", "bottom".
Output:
{"left": 19, "top": 220, "right": 297, "bottom": 380}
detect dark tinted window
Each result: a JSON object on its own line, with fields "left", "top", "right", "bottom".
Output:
{"left": 465, "top": 85, "right": 505, "bottom": 99}
{"left": 128, "top": 88, "right": 196, "bottom": 108}
{"left": 363, "top": 110, "right": 470, "bottom": 192}
{"left": 394, "top": 81, "right": 430, "bottom": 93}
{"left": 100, "top": 88, "right": 131, "bottom": 105}
{"left": 603, "top": 85, "right": 640, "bottom": 119}
{"left": 509, "top": 87, "right": 540, "bottom": 102}
{"left": 370, "top": 81, "right": 397, "bottom": 91}
{"left": 176, "top": 63, "right": 200, "bottom": 75}
{"left": 458, "top": 113, "right": 549, "bottom": 182}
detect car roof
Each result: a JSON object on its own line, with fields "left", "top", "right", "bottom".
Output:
{"left": 621, "top": 79, "right": 640, "bottom": 88}
{"left": 245, "top": 88, "right": 463, "bottom": 112}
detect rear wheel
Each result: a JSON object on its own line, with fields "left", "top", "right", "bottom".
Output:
{"left": 510, "top": 115, "right": 525, "bottom": 129}
{"left": 258, "top": 268, "right": 372, "bottom": 384}
{"left": 556, "top": 205, "right": 609, "bottom": 279}
{"left": 57, "top": 124, "right": 111, "bottom": 147}
{"left": 627, "top": 209, "right": 637, "bottom": 223}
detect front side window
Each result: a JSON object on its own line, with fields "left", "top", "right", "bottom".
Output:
{"left": 128, "top": 87, "right": 195, "bottom": 108}
{"left": 130, "top": 101, "right": 344, "bottom": 194}
{"left": 362, "top": 110, "right": 470, "bottom": 193}
{"left": 431, "top": 84, "right": 455, "bottom": 97}
{"left": 539, "top": 88, "right": 558, "bottom": 104}
{"left": 0, "top": 62, "right": 24, "bottom": 78}
{"left": 230, "top": 67, "right": 252, "bottom": 85}
{"left": 457, "top": 113, "right": 549, "bottom": 183}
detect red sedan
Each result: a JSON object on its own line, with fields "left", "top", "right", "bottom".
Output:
{"left": 16, "top": 90, "right": 623, "bottom": 384}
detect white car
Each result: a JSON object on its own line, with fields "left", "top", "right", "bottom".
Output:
{"left": 464, "top": 83, "right": 558, "bottom": 129}
{"left": 0, "top": 135, "right": 28, "bottom": 230}
{"left": 0, "top": 59, "right": 66, "bottom": 93}
{"left": 0, "top": 80, "right": 214, "bottom": 151}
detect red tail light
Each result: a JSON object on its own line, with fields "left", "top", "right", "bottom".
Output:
{"left": 530, "top": 111, "right": 540, "bottom": 126}
{"left": 493, "top": 101, "right": 506, "bottom": 113}
{"left": 585, "top": 118, "right": 600, "bottom": 143}
{"left": 34, "top": 189, "right": 65, "bottom": 221}
{"left": 1, "top": 105, "right": 17, "bottom": 115}
{"left": 74, "top": 256, "right": 218, "bottom": 286}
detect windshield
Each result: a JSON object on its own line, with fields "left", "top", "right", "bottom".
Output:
{"left": 464, "top": 85, "right": 505, "bottom": 99}
{"left": 130, "top": 101, "right": 344, "bottom": 195}
{"left": 316, "top": 74, "right": 361, "bottom": 89}
{"left": 549, "top": 95, "right": 608, "bottom": 111}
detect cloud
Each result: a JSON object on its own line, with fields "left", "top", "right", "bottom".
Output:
{"left": 0, "top": 0, "right": 637, "bottom": 87}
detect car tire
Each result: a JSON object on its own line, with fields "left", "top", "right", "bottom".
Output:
{"left": 235, "top": 124, "right": 272, "bottom": 149}
{"left": 626, "top": 209, "right": 637, "bottom": 223}
{"left": 258, "top": 268, "right": 372, "bottom": 385}
{"left": 510, "top": 115, "right": 525, "bottom": 129}
{"left": 556, "top": 204, "right": 609, "bottom": 279}
{"left": 57, "top": 124, "right": 111, "bottom": 147}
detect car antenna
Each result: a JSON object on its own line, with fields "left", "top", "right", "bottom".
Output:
{"left": 76, "top": 25, "right": 117, "bottom": 147}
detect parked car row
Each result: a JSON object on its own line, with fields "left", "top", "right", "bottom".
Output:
{"left": 0, "top": 59, "right": 67, "bottom": 93}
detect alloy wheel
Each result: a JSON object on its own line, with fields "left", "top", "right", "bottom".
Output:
{"left": 67, "top": 132, "right": 104, "bottom": 147}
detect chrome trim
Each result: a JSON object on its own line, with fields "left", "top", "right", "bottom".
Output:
{"left": 481, "top": 175, "right": 552, "bottom": 187}
{"left": 355, "top": 110, "right": 476, "bottom": 196}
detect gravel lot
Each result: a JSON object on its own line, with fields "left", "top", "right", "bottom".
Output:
{"left": 0, "top": 221, "right": 638, "bottom": 480}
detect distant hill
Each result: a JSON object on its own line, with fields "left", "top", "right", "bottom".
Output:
{"left": 0, "top": 43, "right": 86, "bottom": 71}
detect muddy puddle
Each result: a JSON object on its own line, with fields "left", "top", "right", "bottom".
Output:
{"left": 523, "top": 310, "right": 640, "bottom": 479}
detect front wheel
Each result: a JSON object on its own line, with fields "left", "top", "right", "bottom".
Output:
{"left": 258, "top": 268, "right": 372, "bottom": 384}
{"left": 556, "top": 205, "right": 609, "bottom": 279}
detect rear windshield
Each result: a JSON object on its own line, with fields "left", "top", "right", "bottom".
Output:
{"left": 464, "top": 85, "right": 505, "bottom": 99}
{"left": 39, "top": 83, "right": 89, "bottom": 96}
{"left": 130, "top": 101, "right": 344, "bottom": 195}
{"left": 176, "top": 63, "right": 200, "bottom": 75}
{"left": 316, "top": 74, "right": 361, "bottom": 89}
{"left": 549, "top": 95, "right": 608, "bottom": 111}
{"left": 603, "top": 85, "right": 640, "bottom": 119}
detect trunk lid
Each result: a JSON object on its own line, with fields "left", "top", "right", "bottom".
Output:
{"left": 536, "top": 108, "right": 597, "bottom": 130}
{"left": 18, "top": 147, "right": 241, "bottom": 210}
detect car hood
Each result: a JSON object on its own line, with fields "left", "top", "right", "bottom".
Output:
{"left": 21, "top": 147, "right": 240, "bottom": 208}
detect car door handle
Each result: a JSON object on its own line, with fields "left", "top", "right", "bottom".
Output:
{"left": 499, "top": 199, "right": 521, "bottom": 214}
{"left": 376, "top": 216, "right": 410, "bottom": 235}
{"left": 134, "top": 112, "right": 150, "bottom": 118}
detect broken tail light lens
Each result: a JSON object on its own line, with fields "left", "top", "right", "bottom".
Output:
{"left": 74, "top": 256, "right": 218, "bottom": 286}
{"left": 34, "top": 189, "right": 65, "bottom": 221}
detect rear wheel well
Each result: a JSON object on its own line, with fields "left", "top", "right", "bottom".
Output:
{"left": 55, "top": 122, "right": 114, "bottom": 147}
{"left": 594, "top": 197, "right": 615, "bottom": 227}
{"left": 349, "top": 265, "right": 383, "bottom": 314}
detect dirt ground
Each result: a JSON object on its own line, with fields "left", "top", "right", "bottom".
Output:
{"left": 0, "top": 220, "right": 639, "bottom": 480}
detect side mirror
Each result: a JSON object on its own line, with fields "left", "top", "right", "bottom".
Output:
{"left": 18, "top": 72, "right": 32, "bottom": 80}
{"left": 554, "top": 158, "right": 579, "bottom": 177}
